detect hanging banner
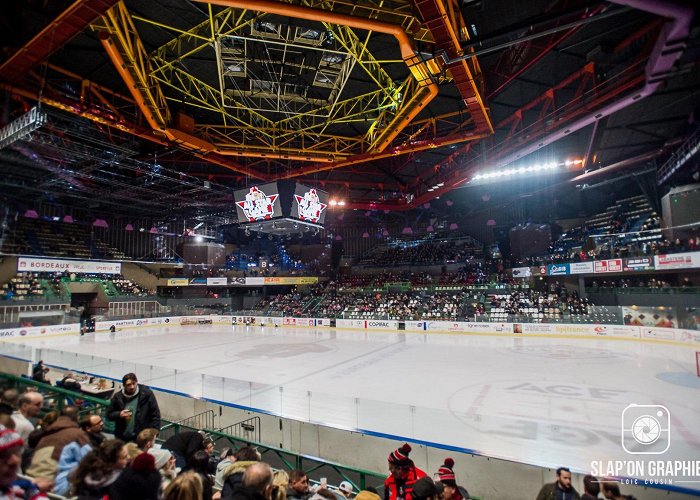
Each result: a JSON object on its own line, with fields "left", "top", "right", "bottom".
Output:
{"left": 547, "top": 263, "right": 570, "bottom": 276}
{"left": 569, "top": 262, "right": 594, "bottom": 274}
{"left": 17, "top": 256, "right": 121, "bottom": 275}
{"left": 511, "top": 267, "right": 532, "bottom": 278}
{"left": 623, "top": 257, "right": 654, "bottom": 271}
{"left": 166, "top": 278, "right": 189, "bottom": 286}
{"left": 262, "top": 277, "right": 318, "bottom": 285}
{"left": 593, "top": 259, "right": 623, "bottom": 273}
{"left": 207, "top": 277, "right": 228, "bottom": 285}
{"left": 654, "top": 251, "right": 700, "bottom": 270}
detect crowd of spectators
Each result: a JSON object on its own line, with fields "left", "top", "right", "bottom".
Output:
{"left": 484, "top": 289, "right": 591, "bottom": 322}
{"left": 0, "top": 378, "right": 643, "bottom": 500}
{"left": 588, "top": 276, "right": 693, "bottom": 289}
{"left": 362, "top": 240, "right": 481, "bottom": 266}
{"left": 0, "top": 373, "right": 376, "bottom": 500}
{"left": 250, "top": 280, "right": 603, "bottom": 323}
{"left": 0, "top": 273, "right": 47, "bottom": 300}
{"left": 0, "top": 271, "right": 151, "bottom": 301}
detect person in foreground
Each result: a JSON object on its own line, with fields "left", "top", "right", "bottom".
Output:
{"left": 384, "top": 443, "right": 426, "bottom": 500}
{"left": 536, "top": 467, "right": 580, "bottom": 500}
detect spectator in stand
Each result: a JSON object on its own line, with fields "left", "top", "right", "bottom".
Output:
{"left": 189, "top": 450, "right": 214, "bottom": 500}
{"left": 215, "top": 448, "right": 236, "bottom": 492}
{"left": 32, "top": 361, "right": 50, "bottom": 384}
{"left": 136, "top": 428, "right": 159, "bottom": 452}
{"left": 0, "top": 425, "right": 50, "bottom": 499}
{"left": 79, "top": 414, "right": 106, "bottom": 448}
{"left": 26, "top": 406, "right": 90, "bottom": 480}
{"left": 272, "top": 470, "right": 289, "bottom": 500}
{"left": 235, "top": 462, "right": 275, "bottom": 500}
{"left": 53, "top": 441, "right": 93, "bottom": 496}
{"left": 600, "top": 481, "right": 636, "bottom": 500}
{"left": 338, "top": 481, "right": 354, "bottom": 500}
{"left": 384, "top": 444, "right": 426, "bottom": 500}
{"left": 163, "top": 470, "right": 203, "bottom": 500}
{"left": 535, "top": 467, "right": 580, "bottom": 500}
{"left": 124, "top": 427, "right": 160, "bottom": 462}
{"left": 109, "top": 452, "right": 162, "bottom": 500}
{"left": 286, "top": 470, "right": 311, "bottom": 500}
{"left": 434, "top": 458, "right": 469, "bottom": 500}
{"left": 107, "top": 373, "right": 161, "bottom": 443}
{"left": 0, "top": 389, "right": 19, "bottom": 416}
{"left": 59, "top": 372, "right": 81, "bottom": 392}
{"left": 581, "top": 475, "right": 600, "bottom": 499}
{"left": 411, "top": 477, "right": 440, "bottom": 500}
{"left": 217, "top": 446, "right": 261, "bottom": 495}
{"left": 70, "top": 439, "right": 129, "bottom": 499}
{"left": 163, "top": 430, "right": 214, "bottom": 470}
{"left": 355, "top": 492, "right": 381, "bottom": 500}
{"left": 149, "top": 447, "right": 177, "bottom": 490}
{"left": 11, "top": 391, "right": 43, "bottom": 441}
{"left": 26, "top": 410, "right": 58, "bottom": 452}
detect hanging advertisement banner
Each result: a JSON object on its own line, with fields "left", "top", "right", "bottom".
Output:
{"left": 17, "top": 257, "right": 121, "bottom": 275}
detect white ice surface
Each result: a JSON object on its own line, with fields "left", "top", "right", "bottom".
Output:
{"left": 6, "top": 325, "right": 700, "bottom": 487}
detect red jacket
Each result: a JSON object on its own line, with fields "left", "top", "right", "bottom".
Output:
{"left": 384, "top": 466, "right": 427, "bottom": 500}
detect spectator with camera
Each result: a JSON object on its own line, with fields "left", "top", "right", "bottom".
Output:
{"left": 107, "top": 373, "right": 160, "bottom": 443}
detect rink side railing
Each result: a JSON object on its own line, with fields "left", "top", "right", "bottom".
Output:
{"left": 1, "top": 311, "right": 699, "bottom": 345}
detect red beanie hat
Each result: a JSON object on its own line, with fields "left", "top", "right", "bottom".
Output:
{"left": 0, "top": 425, "right": 22, "bottom": 453}
{"left": 437, "top": 458, "right": 456, "bottom": 485}
{"left": 437, "top": 458, "right": 457, "bottom": 486}
{"left": 388, "top": 443, "right": 412, "bottom": 464}
{"left": 132, "top": 452, "right": 156, "bottom": 473}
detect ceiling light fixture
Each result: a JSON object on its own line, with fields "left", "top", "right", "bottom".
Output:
{"left": 472, "top": 159, "right": 582, "bottom": 182}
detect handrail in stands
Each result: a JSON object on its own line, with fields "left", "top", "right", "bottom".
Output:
{"left": 216, "top": 415, "right": 260, "bottom": 443}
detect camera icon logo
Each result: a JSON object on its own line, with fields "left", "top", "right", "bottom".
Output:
{"left": 621, "top": 404, "right": 671, "bottom": 455}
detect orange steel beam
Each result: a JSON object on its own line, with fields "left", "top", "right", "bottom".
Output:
{"left": 0, "top": 0, "right": 119, "bottom": 82}
{"left": 201, "top": 0, "right": 441, "bottom": 154}
{"left": 414, "top": 0, "right": 493, "bottom": 135}
{"left": 99, "top": 32, "right": 167, "bottom": 134}
{"left": 278, "top": 130, "right": 489, "bottom": 179}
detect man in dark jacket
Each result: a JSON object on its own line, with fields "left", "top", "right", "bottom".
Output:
{"left": 535, "top": 467, "right": 581, "bottom": 500}
{"left": 107, "top": 373, "right": 161, "bottom": 442}
{"left": 162, "top": 430, "right": 214, "bottom": 470}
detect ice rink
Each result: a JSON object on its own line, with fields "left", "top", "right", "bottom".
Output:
{"left": 8, "top": 324, "right": 700, "bottom": 488}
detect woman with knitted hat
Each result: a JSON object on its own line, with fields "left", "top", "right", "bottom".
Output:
{"left": 384, "top": 443, "right": 426, "bottom": 500}
{"left": 434, "top": 459, "right": 469, "bottom": 500}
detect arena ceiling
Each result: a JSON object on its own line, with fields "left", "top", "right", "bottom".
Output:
{"left": 0, "top": 0, "right": 699, "bottom": 222}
